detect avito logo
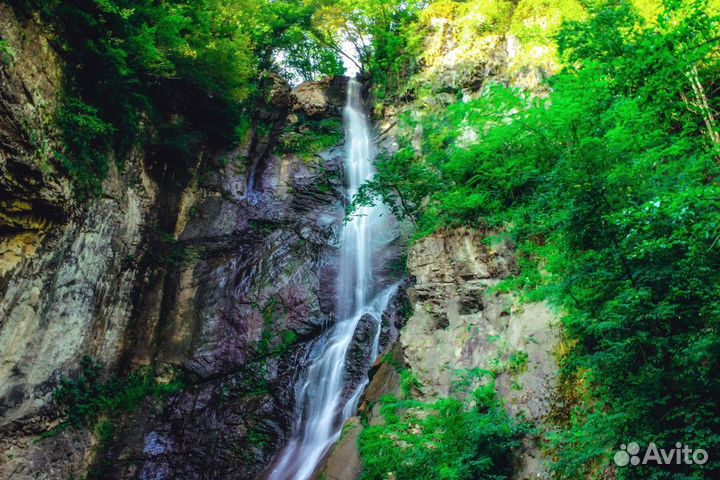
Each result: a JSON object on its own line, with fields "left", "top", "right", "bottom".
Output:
{"left": 614, "top": 442, "right": 708, "bottom": 467}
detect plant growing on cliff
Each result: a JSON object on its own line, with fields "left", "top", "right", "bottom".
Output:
{"left": 0, "top": 39, "right": 15, "bottom": 65}
{"left": 46, "top": 358, "right": 183, "bottom": 477}
{"left": 55, "top": 97, "right": 115, "bottom": 196}
{"left": 277, "top": 118, "right": 343, "bottom": 161}
{"left": 149, "top": 227, "right": 205, "bottom": 269}
{"left": 399, "top": 369, "right": 422, "bottom": 399}
{"left": 49, "top": 355, "right": 183, "bottom": 432}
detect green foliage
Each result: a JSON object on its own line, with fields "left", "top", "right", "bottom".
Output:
{"left": 150, "top": 227, "right": 205, "bottom": 269}
{"left": 358, "top": 383, "right": 527, "bottom": 480}
{"left": 83, "top": 419, "right": 118, "bottom": 480}
{"left": 349, "top": 144, "right": 446, "bottom": 232}
{"left": 257, "top": 298, "right": 278, "bottom": 356}
{"left": 363, "top": 1, "right": 720, "bottom": 478}
{"left": 278, "top": 118, "right": 343, "bottom": 160}
{"left": 509, "top": 0, "right": 586, "bottom": 47}
{"left": 276, "top": 26, "right": 345, "bottom": 81}
{"left": 10, "top": 0, "right": 346, "bottom": 195}
{"left": 255, "top": 298, "right": 301, "bottom": 358}
{"left": 364, "top": 2, "right": 425, "bottom": 100}
{"left": 307, "top": 0, "right": 424, "bottom": 99}
{"left": 55, "top": 97, "right": 115, "bottom": 196}
{"left": 506, "top": 351, "right": 529, "bottom": 376}
{"left": 380, "top": 350, "right": 404, "bottom": 372}
{"left": 94, "top": 419, "right": 115, "bottom": 445}
{"left": 358, "top": 0, "right": 586, "bottom": 101}
{"left": 399, "top": 369, "right": 422, "bottom": 399}
{"left": 0, "top": 39, "right": 15, "bottom": 65}
{"left": 247, "top": 428, "right": 269, "bottom": 449}
{"left": 217, "top": 298, "right": 300, "bottom": 405}
{"left": 51, "top": 355, "right": 183, "bottom": 430}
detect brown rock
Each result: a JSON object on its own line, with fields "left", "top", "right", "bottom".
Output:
{"left": 291, "top": 77, "right": 348, "bottom": 118}
{"left": 321, "top": 417, "right": 363, "bottom": 480}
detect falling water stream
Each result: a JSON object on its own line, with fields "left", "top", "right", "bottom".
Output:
{"left": 265, "top": 79, "right": 397, "bottom": 480}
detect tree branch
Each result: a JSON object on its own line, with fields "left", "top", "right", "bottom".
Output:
{"left": 310, "top": 28, "right": 363, "bottom": 73}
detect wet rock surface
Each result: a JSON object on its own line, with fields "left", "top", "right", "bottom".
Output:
{"left": 343, "top": 283, "right": 408, "bottom": 404}
{"left": 103, "top": 145, "right": 348, "bottom": 480}
{"left": 344, "top": 314, "right": 379, "bottom": 389}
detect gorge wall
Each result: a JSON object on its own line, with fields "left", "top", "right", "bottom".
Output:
{"left": 0, "top": 6, "right": 404, "bottom": 479}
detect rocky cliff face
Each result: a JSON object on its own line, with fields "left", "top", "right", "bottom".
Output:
{"left": 0, "top": 7, "right": 405, "bottom": 479}
{"left": 0, "top": 3, "right": 72, "bottom": 276}
{"left": 403, "top": 230, "right": 559, "bottom": 479}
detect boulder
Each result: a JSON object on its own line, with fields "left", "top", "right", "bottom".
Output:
{"left": 291, "top": 77, "right": 349, "bottom": 118}
{"left": 322, "top": 417, "right": 363, "bottom": 480}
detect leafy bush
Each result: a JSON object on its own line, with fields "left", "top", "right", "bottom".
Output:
{"left": 399, "top": 369, "right": 422, "bottom": 399}
{"left": 51, "top": 355, "right": 183, "bottom": 430}
{"left": 148, "top": 227, "right": 205, "bottom": 269}
{"left": 359, "top": 383, "right": 528, "bottom": 480}
{"left": 55, "top": 97, "right": 115, "bottom": 196}
{"left": 278, "top": 118, "right": 343, "bottom": 161}
{"left": 0, "top": 39, "right": 15, "bottom": 65}
{"left": 9, "top": 0, "right": 347, "bottom": 195}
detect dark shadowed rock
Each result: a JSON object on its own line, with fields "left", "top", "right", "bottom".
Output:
{"left": 343, "top": 313, "right": 378, "bottom": 390}
{"left": 378, "top": 281, "right": 410, "bottom": 352}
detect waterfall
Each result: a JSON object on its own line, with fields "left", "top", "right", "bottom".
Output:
{"left": 265, "top": 79, "right": 397, "bottom": 480}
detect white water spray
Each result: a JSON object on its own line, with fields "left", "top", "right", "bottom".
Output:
{"left": 265, "top": 79, "right": 396, "bottom": 480}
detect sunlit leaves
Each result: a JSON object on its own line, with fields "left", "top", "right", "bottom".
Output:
{"left": 362, "top": 1, "right": 720, "bottom": 477}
